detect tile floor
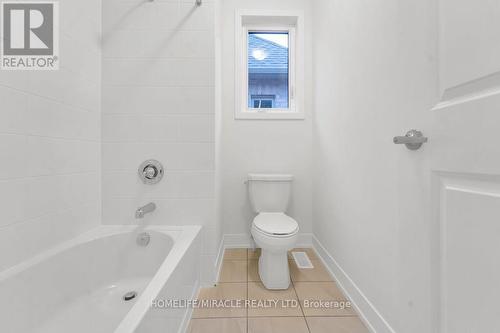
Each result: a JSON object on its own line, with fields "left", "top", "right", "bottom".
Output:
{"left": 187, "top": 248, "right": 370, "bottom": 333}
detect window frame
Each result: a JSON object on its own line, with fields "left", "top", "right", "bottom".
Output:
{"left": 235, "top": 11, "right": 304, "bottom": 120}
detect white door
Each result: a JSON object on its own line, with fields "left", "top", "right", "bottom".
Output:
{"left": 396, "top": 0, "right": 500, "bottom": 332}
{"left": 431, "top": 1, "right": 500, "bottom": 331}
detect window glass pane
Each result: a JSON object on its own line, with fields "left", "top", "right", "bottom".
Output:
{"left": 248, "top": 32, "right": 289, "bottom": 109}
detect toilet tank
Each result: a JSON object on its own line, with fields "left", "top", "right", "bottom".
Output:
{"left": 247, "top": 174, "right": 293, "bottom": 213}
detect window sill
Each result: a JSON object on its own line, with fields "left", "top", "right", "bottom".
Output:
{"left": 235, "top": 109, "right": 305, "bottom": 120}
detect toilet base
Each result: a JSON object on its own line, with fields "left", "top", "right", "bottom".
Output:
{"left": 251, "top": 223, "right": 298, "bottom": 290}
{"left": 258, "top": 250, "right": 290, "bottom": 290}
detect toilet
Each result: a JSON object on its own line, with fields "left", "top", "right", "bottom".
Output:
{"left": 247, "top": 173, "right": 299, "bottom": 290}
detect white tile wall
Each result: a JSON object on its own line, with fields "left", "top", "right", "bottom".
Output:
{"left": 102, "top": 58, "right": 213, "bottom": 86}
{"left": 102, "top": 171, "right": 214, "bottom": 198}
{"left": 0, "top": 202, "right": 100, "bottom": 272}
{"left": 102, "top": 142, "right": 214, "bottom": 171}
{"left": 102, "top": 86, "right": 214, "bottom": 115}
{"left": 0, "top": 0, "right": 217, "bottom": 281}
{"left": 101, "top": 0, "right": 218, "bottom": 283}
{"left": 0, "top": 0, "right": 102, "bottom": 271}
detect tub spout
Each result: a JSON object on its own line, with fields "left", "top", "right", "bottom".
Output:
{"left": 135, "top": 202, "right": 156, "bottom": 219}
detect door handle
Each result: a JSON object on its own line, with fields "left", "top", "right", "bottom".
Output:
{"left": 393, "top": 130, "right": 428, "bottom": 150}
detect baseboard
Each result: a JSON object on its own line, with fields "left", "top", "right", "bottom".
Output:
{"left": 222, "top": 233, "right": 254, "bottom": 248}
{"left": 312, "top": 236, "right": 396, "bottom": 333}
{"left": 178, "top": 279, "right": 200, "bottom": 333}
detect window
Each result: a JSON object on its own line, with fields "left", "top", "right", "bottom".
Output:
{"left": 235, "top": 11, "right": 304, "bottom": 120}
{"left": 248, "top": 32, "right": 289, "bottom": 109}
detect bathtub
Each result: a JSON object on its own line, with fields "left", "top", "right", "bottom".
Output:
{"left": 0, "top": 225, "right": 202, "bottom": 333}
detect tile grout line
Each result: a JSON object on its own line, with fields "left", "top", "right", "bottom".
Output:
{"left": 290, "top": 271, "right": 312, "bottom": 333}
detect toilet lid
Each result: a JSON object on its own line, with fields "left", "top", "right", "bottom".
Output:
{"left": 253, "top": 213, "right": 299, "bottom": 235}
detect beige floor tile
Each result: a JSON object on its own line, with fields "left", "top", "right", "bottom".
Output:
{"left": 306, "top": 316, "right": 369, "bottom": 333}
{"left": 288, "top": 248, "right": 319, "bottom": 261}
{"left": 248, "top": 317, "right": 309, "bottom": 333}
{"left": 247, "top": 282, "right": 302, "bottom": 317}
{"left": 248, "top": 260, "right": 260, "bottom": 282}
{"left": 294, "top": 282, "right": 356, "bottom": 316}
{"left": 248, "top": 248, "right": 261, "bottom": 260}
{"left": 290, "top": 259, "right": 332, "bottom": 282}
{"left": 219, "top": 260, "right": 247, "bottom": 282}
{"left": 192, "top": 283, "right": 247, "bottom": 318}
{"left": 224, "top": 248, "right": 248, "bottom": 261}
{"left": 188, "top": 318, "right": 247, "bottom": 333}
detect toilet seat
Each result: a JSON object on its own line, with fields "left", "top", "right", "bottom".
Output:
{"left": 252, "top": 213, "right": 299, "bottom": 236}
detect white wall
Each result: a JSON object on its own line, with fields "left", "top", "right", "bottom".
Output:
{"left": 219, "top": 0, "right": 313, "bottom": 238}
{"left": 0, "top": 0, "right": 102, "bottom": 271}
{"left": 101, "top": 0, "right": 219, "bottom": 284}
{"left": 312, "top": 0, "right": 436, "bottom": 332}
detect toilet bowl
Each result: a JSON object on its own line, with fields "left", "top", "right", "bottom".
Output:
{"left": 251, "top": 213, "right": 299, "bottom": 289}
{"left": 247, "top": 174, "right": 299, "bottom": 290}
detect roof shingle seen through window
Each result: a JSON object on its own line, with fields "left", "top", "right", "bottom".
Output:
{"left": 248, "top": 34, "right": 289, "bottom": 75}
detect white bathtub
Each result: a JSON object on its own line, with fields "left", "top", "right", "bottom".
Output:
{"left": 0, "top": 225, "right": 202, "bottom": 333}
